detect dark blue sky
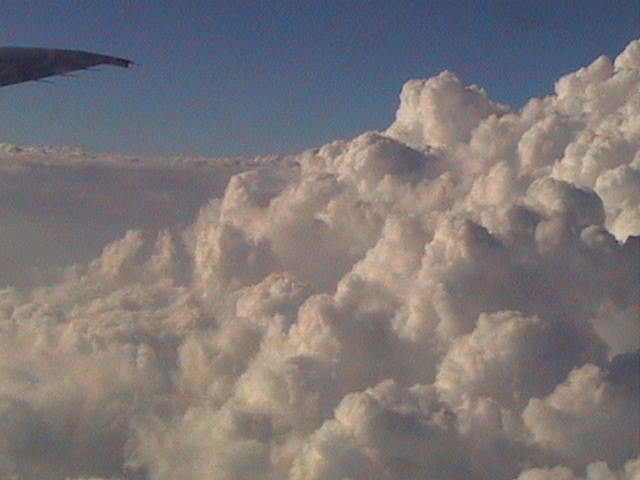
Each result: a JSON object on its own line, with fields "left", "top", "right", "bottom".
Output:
{"left": 1, "top": 0, "right": 638, "bottom": 157}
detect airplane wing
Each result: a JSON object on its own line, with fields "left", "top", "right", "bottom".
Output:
{"left": 0, "top": 46, "right": 133, "bottom": 87}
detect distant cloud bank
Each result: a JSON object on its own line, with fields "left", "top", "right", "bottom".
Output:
{"left": 0, "top": 39, "right": 638, "bottom": 480}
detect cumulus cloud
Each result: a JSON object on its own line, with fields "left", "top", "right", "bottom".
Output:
{"left": 0, "top": 39, "right": 638, "bottom": 479}
{"left": 0, "top": 146, "right": 277, "bottom": 288}
{"left": 515, "top": 457, "right": 640, "bottom": 480}
{"left": 523, "top": 358, "right": 639, "bottom": 468}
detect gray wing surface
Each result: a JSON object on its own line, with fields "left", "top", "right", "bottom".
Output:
{"left": 0, "top": 46, "right": 133, "bottom": 87}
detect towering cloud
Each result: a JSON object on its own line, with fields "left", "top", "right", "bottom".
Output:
{"left": 0, "top": 39, "right": 638, "bottom": 480}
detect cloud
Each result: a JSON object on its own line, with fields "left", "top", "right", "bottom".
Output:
{"left": 0, "top": 146, "right": 277, "bottom": 288}
{"left": 523, "top": 358, "right": 639, "bottom": 469}
{"left": 385, "top": 71, "right": 509, "bottom": 150}
{"left": 0, "top": 39, "right": 638, "bottom": 479}
{"left": 515, "top": 457, "right": 640, "bottom": 480}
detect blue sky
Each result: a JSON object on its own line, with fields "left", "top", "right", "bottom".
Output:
{"left": 0, "top": 0, "right": 638, "bottom": 157}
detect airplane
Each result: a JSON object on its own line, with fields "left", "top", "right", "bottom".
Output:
{"left": 0, "top": 46, "right": 133, "bottom": 87}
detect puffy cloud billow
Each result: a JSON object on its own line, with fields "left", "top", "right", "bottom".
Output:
{"left": 0, "top": 40, "right": 639, "bottom": 480}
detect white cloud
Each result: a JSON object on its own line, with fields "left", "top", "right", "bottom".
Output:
{"left": 385, "top": 71, "right": 509, "bottom": 150}
{"left": 515, "top": 457, "right": 640, "bottom": 480}
{"left": 523, "top": 360, "right": 639, "bottom": 469}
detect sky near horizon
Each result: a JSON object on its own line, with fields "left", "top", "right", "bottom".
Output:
{"left": 0, "top": 0, "right": 638, "bottom": 157}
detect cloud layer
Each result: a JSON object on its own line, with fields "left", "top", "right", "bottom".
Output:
{"left": 0, "top": 147, "right": 278, "bottom": 288}
{"left": 0, "top": 39, "right": 638, "bottom": 479}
